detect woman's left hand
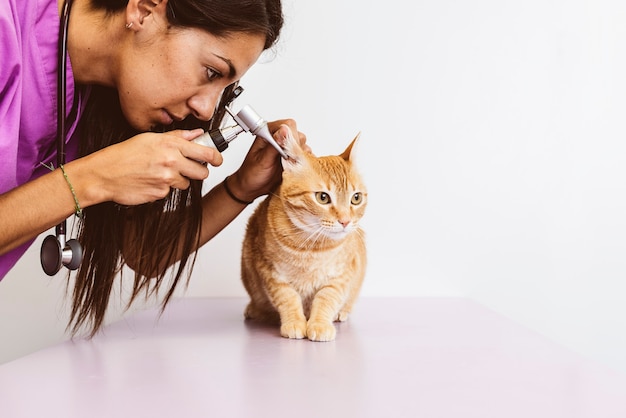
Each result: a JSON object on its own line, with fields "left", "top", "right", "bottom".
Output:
{"left": 228, "top": 119, "right": 307, "bottom": 202}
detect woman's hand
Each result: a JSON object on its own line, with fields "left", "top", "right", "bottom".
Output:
{"left": 77, "top": 129, "right": 223, "bottom": 207}
{"left": 227, "top": 119, "right": 307, "bottom": 202}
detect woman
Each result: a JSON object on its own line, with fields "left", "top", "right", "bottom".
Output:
{"left": 0, "top": 0, "right": 304, "bottom": 335}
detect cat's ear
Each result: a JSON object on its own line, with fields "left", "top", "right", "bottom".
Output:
{"left": 340, "top": 132, "right": 361, "bottom": 162}
{"left": 276, "top": 126, "right": 307, "bottom": 170}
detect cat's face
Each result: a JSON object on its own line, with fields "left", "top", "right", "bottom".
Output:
{"left": 279, "top": 133, "right": 367, "bottom": 241}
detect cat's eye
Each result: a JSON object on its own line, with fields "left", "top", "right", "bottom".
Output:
{"left": 351, "top": 193, "right": 363, "bottom": 205}
{"left": 315, "top": 192, "right": 331, "bottom": 205}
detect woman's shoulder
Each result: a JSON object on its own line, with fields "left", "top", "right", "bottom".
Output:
{"left": 0, "top": 0, "right": 63, "bottom": 192}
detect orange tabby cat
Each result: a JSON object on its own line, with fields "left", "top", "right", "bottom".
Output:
{"left": 240, "top": 130, "right": 367, "bottom": 342}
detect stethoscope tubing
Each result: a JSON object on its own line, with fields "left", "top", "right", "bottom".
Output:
{"left": 40, "top": 0, "right": 83, "bottom": 275}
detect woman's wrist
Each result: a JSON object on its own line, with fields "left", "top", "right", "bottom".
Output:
{"left": 223, "top": 175, "right": 254, "bottom": 205}
{"left": 63, "top": 154, "right": 115, "bottom": 210}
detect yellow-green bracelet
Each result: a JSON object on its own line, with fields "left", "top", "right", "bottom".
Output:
{"left": 59, "top": 164, "right": 83, "bottom": 218}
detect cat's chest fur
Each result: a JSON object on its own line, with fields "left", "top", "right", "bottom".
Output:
{"left": 272, "top": 239, "right": 352, "bottom": 296}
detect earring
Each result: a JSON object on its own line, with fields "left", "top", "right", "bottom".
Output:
{"left": 125, "top": 22, "right": 134, "bottom": 29}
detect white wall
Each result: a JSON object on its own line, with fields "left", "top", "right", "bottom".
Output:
{"left": 2, "top": 0, "right": 626, "bottom": 374}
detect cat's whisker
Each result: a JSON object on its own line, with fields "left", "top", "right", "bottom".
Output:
{"left": 281, "top": 222, "right": 327, "bottom": 251}
{"left": 276, "top": 227, "right": 327, "bottom": 252}
{"left": 299, "top": 227, "right": 326, "bottom": 250}
{"left": 352, "top": 226, "right": 366, "bottom": 238}
{"left": 287, "top": 227, "right": 318, "bottom": 250}
{"left": 279, "top": 223, "right": 313, "bottom": 238}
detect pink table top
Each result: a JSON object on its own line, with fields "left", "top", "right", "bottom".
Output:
{"left": 1, "top": 297, "right": 625, "bottom": 417}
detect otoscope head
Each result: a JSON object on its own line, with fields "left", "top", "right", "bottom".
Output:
{"left": 234, "top": 105, "right": 289, "bottom": 159}
{"left": 236, "top": 105, "right": 264, "bottom": 133}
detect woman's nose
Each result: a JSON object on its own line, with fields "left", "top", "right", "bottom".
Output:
{"left": 188, "top": 87, "right": 220, "bottom": 121}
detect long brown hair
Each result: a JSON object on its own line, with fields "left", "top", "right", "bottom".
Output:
{"left": 70, "top": 0, "right": 283, "bottom": 337}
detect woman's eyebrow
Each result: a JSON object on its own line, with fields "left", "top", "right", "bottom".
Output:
{"left": 213, "top": 54, "right": 236, "bottom": 78}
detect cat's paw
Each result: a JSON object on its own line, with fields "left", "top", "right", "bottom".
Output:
{"left": 244, "top": 303, "right": 258, "bottom": 320}
{"left": 280, "top": 320, "right": 307, "bottom": 339}
{"left": 307, "top": 321, "right": 336, "bottom": 342}
{"left": 335, "top": 311, "right": 350, "bottom": 322}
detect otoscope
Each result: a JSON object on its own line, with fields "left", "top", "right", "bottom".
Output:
{"left": 193, "top": 86, "right": 289, "bottom": 159}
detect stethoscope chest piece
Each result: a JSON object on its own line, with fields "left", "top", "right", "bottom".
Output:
{"left": 41, "top": 233, "right": 83, "bottom": 276}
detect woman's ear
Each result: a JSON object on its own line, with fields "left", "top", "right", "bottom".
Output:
{"left": 125, "top": 0, "right": 168, "bottom": 31}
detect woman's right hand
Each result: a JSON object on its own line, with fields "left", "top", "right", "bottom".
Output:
{"left": 77, "top": 129, "right": 223, "bottom": 207}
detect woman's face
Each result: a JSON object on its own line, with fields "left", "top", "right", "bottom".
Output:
{"left": 118, "top": 25, "right": 266, "bottom": 131}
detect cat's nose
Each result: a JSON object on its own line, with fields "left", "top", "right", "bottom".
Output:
{"left": 339, "top": 219, "right": 351, "bottom": 228}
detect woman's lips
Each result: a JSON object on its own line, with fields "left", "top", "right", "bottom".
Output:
{"left": 159, "top": 110, "right": 174, "bottom": 126}
{"left": 161, "top": 110, "right": 186, "bottom": 124}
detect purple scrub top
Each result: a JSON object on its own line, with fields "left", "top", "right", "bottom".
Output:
{"left": 1, "top": 0, "right": 87, "bottom": 279}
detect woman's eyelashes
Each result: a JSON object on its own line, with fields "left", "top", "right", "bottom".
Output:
{"left": 206, "top": 67, "right": 222, "bottom": 81}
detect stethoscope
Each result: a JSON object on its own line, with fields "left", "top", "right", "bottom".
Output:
{"left": 40, "top": 0, "right": 83, "bottom": 275}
